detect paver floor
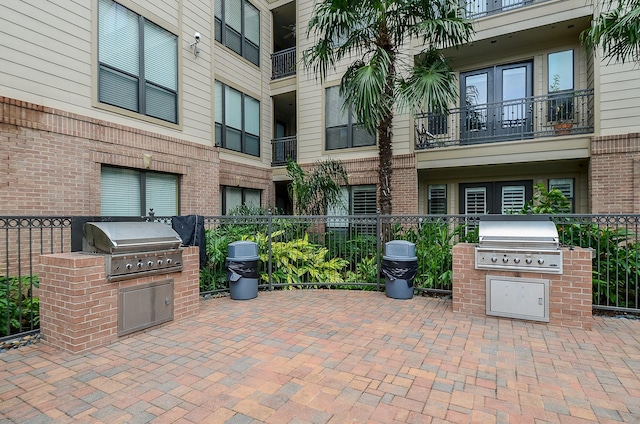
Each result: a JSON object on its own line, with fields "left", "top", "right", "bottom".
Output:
{"left": 2, "top": 290, "right": 640, "bottom": 423}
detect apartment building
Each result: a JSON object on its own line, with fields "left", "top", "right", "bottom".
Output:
{"left": 1, "top": 0, "right": 639, "bottom": 217}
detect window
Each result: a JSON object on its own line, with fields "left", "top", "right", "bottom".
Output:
{"left": 459, "top": 181, "right": 532, "bottom": 215}
{"left": 215, "top": 0, "right": 260, "bottom": 65}
{"left": 549, "top": 178, "right": 574, "bottom": 212}
{"left": 428, "top": 185, "right": 447, "bottom": 214}
{"left": 221, "top": 186, "right": 261, "bottom": 214}
{"left": 98, "top": 0, "right": 178, "bottom": 123}
{"left": 547, "top": 50, "right": 574, "bottom": 122}
{"left": 101, "top": 166, "right": 179, "bottom": 216}
{"left": 460, "top": 62, "right": 533, "bottom": 143}
{"left": 327, "top": 185, "right": 377, "bottom": 233}
{"left": 325, "top": 86, "right": 376, "bottom": 150}
{"left": 215, "top": 81, "right": 260, "bottom": 156}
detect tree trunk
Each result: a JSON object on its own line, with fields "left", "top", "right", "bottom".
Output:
{"left": 377, "top": 26, "right": 395, "bottom": 216}
{"left": 377, "top": 115, "right": 393, "bottom": 215}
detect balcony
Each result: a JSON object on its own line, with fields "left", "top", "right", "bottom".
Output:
{"left": 463, "top": 0, "right": 550, "bottom": 19}
{"left": 271, "top": 47, "right": 296, "bottom": 80}
{"left": 271, "top": 135, "right": 297, "bottom": 166}
{"left": 414, "top": 89, "right": 593, "bottom": 150}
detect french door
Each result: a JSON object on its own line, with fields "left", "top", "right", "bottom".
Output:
{"left": 460, "top": 62, "right": 533, "bottom": 144}
{"left": 459, "top": 181, "right": 533, "bottom": 215}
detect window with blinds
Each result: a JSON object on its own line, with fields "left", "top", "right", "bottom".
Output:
{"left": 428, "top": 185, "right": 447, "bottom": 214}
{"left": 549, "top": 178, "right": 574, "bottom": 212}
{"left": 221, "top": 186, "right": 262, "bottom": 214}
{"left": 465, "top": 187, "right": 487, "bottom": 214}
{"left": 214, "top": 0, "right": 260, "bottom": 66}
{"left": 501, "top": 185, "right": 525, "bottom": 214}
{"left": 101, "top": 166, "right": 178, "bottom": 216}
{"left": 325, "top": 86, "right": 376, "bottom": 150}
{"left": 327, "top": 185, "right": 377, "bottom": 234}
{"left": 98, "top": 0, "right": 178, "bottom": 123}
{"left": 215, "top": 81, "right": 261, "bottom": 157}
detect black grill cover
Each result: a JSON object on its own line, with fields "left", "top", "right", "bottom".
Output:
{"left": 172, "top": 215, "right": 206, "bottom": 268}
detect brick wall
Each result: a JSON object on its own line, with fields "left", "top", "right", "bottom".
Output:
{"left": 590, "top": 132, "right": 640, "bottom": 213}
{"left": 342, "top": 154, "right": 418, "bottom": 215}
{"left": 219, "top": 160, "right": 275, "bottom": 210}
{"left": 38, "top": 246, "right": 200, "bottom": 353}
{"left": 453, "top": 244, "right": 592, "bottom": 329}
{"left": 0, "top": 96, "right": 220, "bottom": 216}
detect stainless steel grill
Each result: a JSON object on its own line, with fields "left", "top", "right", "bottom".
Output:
{"left": 83, "top": 222, "right": 183, "bottom": 281}
{"left": 475, "top": 215, "right": 562, "bottom": 274}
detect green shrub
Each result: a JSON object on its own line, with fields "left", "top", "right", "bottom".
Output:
{"left": 246, "top": 231, "right": 349, "bottom": 288}
{"left": 0, "top": 275, "right": 40, "bottom": 337}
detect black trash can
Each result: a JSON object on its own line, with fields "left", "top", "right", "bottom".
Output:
{"left": 226, "top": 241, "right": 260, "bottom": 300}
{"left": 381, "top": 240, "right": 418, "bottom": 300}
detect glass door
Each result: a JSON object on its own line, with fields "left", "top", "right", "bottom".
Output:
{"left": 460, "top": 62, "right": 532, "bottom": 144}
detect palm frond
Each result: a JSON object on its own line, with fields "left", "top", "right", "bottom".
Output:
{"left": 396, "top": 48, "right": 456, "bottom": 115}
{"left": 581, "top": 0, "right": 640, "bottom": 64}
{"left": 340, "top": 48, "right": 393, "bottom": 134}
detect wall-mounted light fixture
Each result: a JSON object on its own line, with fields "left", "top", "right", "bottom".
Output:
{"left": 190, "top": 32, "right": 201, "bottom": 57}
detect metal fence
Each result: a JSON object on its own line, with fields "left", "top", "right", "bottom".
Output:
{"left": 2, "top": 213, "right": 640, "bottom": 340}
{"left": 414, "top": 89, "right": 594, "bottom": 149}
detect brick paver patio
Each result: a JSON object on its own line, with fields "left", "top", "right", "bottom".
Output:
{"left": 2, "top": 290, "right": 640, "bottom": 423}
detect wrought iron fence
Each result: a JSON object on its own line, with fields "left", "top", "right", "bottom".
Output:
{"left": 463, "top": 0, "right": 544, "bottom": 19}
{"left": 414, "top": 89, "right": 594, "bottom": 149}
{"left": 3, "top": 213, "right": 640, "bottom": 340}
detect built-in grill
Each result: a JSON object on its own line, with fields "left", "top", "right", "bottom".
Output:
{"left": 475, "top": 215, "right": 562, "bottom": 274}
{"left": 83, "top": 222, "right": 183, "bottom": 281}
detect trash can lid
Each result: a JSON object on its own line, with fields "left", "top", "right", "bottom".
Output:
{"left": 383, "top": 255, "right": 418, "bottom": 262}
{"left": 228, "top": 241, "right": 259, "bottom": 258}
{"left": 384, "top": 240, "right": 416, "bottom": 258}
{"left": 226, "top": 255, "right": 260, "bottom": 262}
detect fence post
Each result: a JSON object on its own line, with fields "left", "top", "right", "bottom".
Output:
{"left": 267, "top": 210, "right": 273, "bottom": 291}
{"left": 376, "top": 209, "right": 381, "bottom": 291}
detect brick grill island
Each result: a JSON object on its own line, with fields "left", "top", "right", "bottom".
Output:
{"left": 453, "top": 243, "right": 593, "bottom": 329}
{"left": 38, "top": 239, "right": 200, "bottom": 354}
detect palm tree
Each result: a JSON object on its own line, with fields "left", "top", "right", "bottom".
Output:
{"left": 581, "top": 0, "right": 640, "bottom": 64}
{"left": 302, "top": 0, "right": 474, "bottom": 214}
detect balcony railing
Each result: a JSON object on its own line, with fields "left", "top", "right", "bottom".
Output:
{"left": 271, "top": 47, "right": 296, "bottom": 80}
{"left": 271, "top": 135, "right": 297, "bottom": 166}
{"left": 463, "top": 0, "right": 548, "bottom": 19}
{"left": 414, "top": 89, "right": 594, "bottom": 150}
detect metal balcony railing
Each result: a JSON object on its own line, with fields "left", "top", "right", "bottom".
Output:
{"left": 462, "top": 0, "right": 549, "bottom": 19}
{"left": 414, "top": 89, "right": 594, "bottom": 150}
{"left": 271, "top": 136, "right": 297, "bottom": 166}
{"left": 271, "top": 47, "right": 296, "bottom": 80}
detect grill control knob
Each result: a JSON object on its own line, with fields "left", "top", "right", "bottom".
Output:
{"left": 538, "top": 258, "right": 545, "bottom": 265}
{"left": 491, "top": 256, "right": 498, "bottom": 263}
{"left": 147, "top": 261, "right": 154, "bottom": 267}
{"left": 502, "top": 257, "right": 509, "bottom": 263}
{"left": 513, "top": 257, "right": 521, "bottom": 264}
{"left": 137, "top": 262, "right": 143, "bottom": 269}
{"left": 525, "top": 258, "right": 533, "bottom": 264}
{"left": 126, "top": 263, "right": 133, "bottom": 270}
{"left": 166, "top": 258, "right": 172, "bottom": 265}
{"left": 157, "top": 259, "right": 164, "bottom": 266}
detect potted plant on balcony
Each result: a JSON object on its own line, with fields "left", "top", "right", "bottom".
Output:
{"left": 548, "top": 74, "right": 574, "bottom": 135}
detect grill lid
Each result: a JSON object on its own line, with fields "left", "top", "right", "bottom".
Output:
{"left": 83, "top": 222, "right": 183, "bottom": 254}
{"left": 477, "top": 215, "right": 559, "bottom": 250}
